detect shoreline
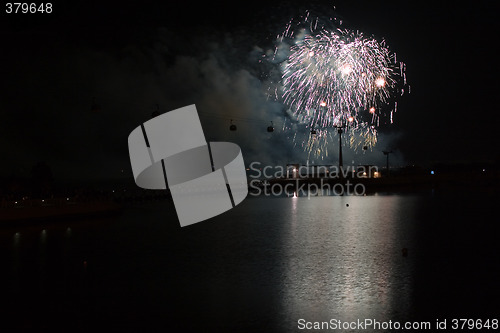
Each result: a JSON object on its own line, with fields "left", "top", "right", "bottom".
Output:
{"left": 0, "top": 199, "right": 122, "bottom": 225}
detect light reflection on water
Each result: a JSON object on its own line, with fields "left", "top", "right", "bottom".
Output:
{"left": 276, "top": 196, "right": 418, "bottom": 328}
{"left": 1, "top": 193, "right": 498, "bottom": 331}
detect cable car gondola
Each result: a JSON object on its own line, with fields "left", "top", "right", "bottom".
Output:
{"left": 229, "top": 119, "right": 237, "bottom": 131}
{"left": 151, "top": 104, "right": 160, "bottom": 119}
{"left": 267, "top": 121, "right": 274, "bottom": 132}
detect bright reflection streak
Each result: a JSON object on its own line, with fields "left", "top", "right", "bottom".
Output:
{"left": 281, "top": 196, "right": 417, "bottom": 323}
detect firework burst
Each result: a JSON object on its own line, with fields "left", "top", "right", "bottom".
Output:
{"left": 271, "top": 12, "right": 407, "bottom": 159}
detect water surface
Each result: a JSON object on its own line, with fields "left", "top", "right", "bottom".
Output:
{"left": 1, "top": 192, "right": 498, "bottom": 331}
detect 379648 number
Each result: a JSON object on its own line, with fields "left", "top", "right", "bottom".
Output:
{"left": 451, "top": 319, "right": 498, "bottom": 330}
{"left": 6, "top": 3, "right": 52, "bottom": 13}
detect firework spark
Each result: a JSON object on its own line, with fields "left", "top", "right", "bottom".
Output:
{"left": 271, "top": 12, "right": 407, "bottom": 158}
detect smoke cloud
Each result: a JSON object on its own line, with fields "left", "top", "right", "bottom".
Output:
{"left": 1, "top": 27, "right": 404, "bottom": 181}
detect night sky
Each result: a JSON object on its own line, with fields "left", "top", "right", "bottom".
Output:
{"left": 1, "top": 0, "right": 497, "bottom": 181}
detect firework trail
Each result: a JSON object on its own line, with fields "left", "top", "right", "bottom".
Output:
{"left": 270, "top": 11, "right": 407, "bottom": 159}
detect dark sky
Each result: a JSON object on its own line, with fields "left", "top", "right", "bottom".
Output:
{"left": 1, "top": 0, "right": 498, "bottom": 181}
